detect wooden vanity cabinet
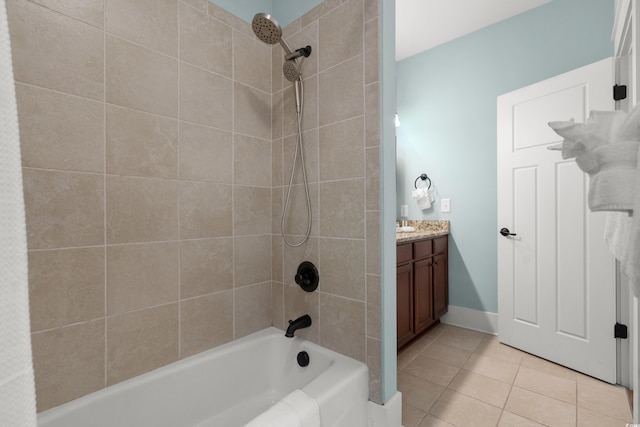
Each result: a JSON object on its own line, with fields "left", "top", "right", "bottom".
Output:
{"left": 397, "top": 235, "right": 448, "bottom": 350}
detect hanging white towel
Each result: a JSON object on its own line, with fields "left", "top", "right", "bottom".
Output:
{"left": 411, "top": 187, "right": 434, "bottom": 210}
{"left": 0, "top": 0, "right": 38, "bottom": 425}
{"left": 245, "top": 389, "right": 321, "bottom": 427}
{"left": 622, "top": 141, "right": 640, "bottom": 296}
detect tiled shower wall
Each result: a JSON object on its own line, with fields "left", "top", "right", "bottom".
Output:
{"left": 270, "top": 0, "right": 382, "bottom": 402}
{"left": 8, "top": 0, "right": 382, "bottom": 412}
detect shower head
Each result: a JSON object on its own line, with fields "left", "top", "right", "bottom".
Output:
{"left": 251, "top": 13, "right": 283, "bottom": 46}
{"left": 283, "top": 60, "right": 301, "bottom": 82}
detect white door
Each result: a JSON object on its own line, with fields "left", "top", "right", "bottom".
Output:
{"left": 497, "top": 57, "right": 617, "bottom": 383}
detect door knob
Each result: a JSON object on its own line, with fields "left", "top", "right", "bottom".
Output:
{"left": 500, "top": 228, "right": 517, "bottom": 237}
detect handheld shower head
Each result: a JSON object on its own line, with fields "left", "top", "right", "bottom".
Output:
{"left": 283, "top": 60, "right": 301, "bottom": 82}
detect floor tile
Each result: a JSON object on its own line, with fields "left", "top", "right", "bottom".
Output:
{"left": 430, "top": 389, "right": 502, "bottom": 427}
{"left": 577, "top": 374, "right": 632, "bottom": 422}
{"left": 520, "top": 353, "right": 577, "bottom": 381}
{"left": 405, "top": 353, "right": 460, "bottom": 387}
{"left": 497, "top": 411, "right": 545, "bottom": 426}
{"left": 448, "top": 369, "right": 511, "bottom": 408}
{"left": 398, "top": 371, "right": 445, "bottom": 413}
{"left": 514, "top": 366, "right": 576, "bottom": 404}
{"left": 434, "top": 326, "right": 485, "bottom": 352}
{"left": 418, "top": 415, "right": 456, "bottom": 427}
{"left": 463, "top": 353, "right": 519, "bottom": 384}
{"left": 505, "top": 386, "right": 576, "bottom": 427}
{"left": 473, "top": 336, "right": 525, "bottom": 365}
{"left": 402, "top": 401, "right": 427, "bottom": 427}
{"left": 577, "top": 406, "right": 632, "bottom": 427}
{"left": 421, "top": 341, "right": 472, "bottom": 368}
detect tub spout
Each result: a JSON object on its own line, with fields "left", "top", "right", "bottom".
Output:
{"left": 285, "top": 314, "right": 312, "bottom": 337}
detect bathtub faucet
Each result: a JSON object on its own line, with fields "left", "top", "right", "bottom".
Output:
{"left": 285, "top": 314, "right": 312, "bottom": 338}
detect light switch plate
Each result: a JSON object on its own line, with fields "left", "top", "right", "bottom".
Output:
{"left": 441, "top": 198, "right": 451, "bottom": 213}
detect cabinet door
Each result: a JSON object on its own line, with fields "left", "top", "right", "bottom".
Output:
{"left": 396, "top": 263, "right": 414, "bottom": 348}
{"left": 413, "top": 258, "right": 434, "bottom": 334}
{"left": 433, "top": 253, "right": 448, "bottom": 318}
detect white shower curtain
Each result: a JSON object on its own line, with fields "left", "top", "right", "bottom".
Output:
{"left": 0, "top": 0, "right": 38, "bottom": 425}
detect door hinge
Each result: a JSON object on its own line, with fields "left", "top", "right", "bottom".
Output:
{"left": 614, "top": 322, "right": 628, "bottom": 339}
{"left": 613, "top": 84, "right": 627, "bottom": 101}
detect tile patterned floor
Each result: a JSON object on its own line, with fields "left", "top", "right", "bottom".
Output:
{"left": 398, "top": 324, "right": 633, "bottom": 427}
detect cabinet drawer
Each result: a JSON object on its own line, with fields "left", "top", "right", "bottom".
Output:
{"left": 413, "top": 239, "right": 433, "bottom": 259}
{"left": 434, "top": 236, "right": 448, "bottom": 255}
{"left": 397, "top": 243, "right": 413, "bottom": 265}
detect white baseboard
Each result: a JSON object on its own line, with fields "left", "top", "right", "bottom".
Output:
{"left": 440, "top": 305, "right": 498, "bottom": 335}
{"left": 368, "top": 392, "right": 402, "bottom": 427}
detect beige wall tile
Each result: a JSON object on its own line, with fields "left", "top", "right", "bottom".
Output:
{"left": 23, "top": 169, "right": 104, "bottom": 250}
{"left": 106, "top": 175, "right": 179, "bottom": 244}
{"left": 282, "top": 76, "right": 318, "bottom": 137}
{"left": 180, "top": 238, "right": 233, "bottom": 298}
{"left": 106, "top": 105, "right": 178, "bottom": 179}
{"left": 366, "top": 147, "right": 380, "bottom": 210}
{"left": 106, "top": 0, "right": 178, "bottom": 57}
{"left": 234, "top": 283, "right": 272, "bottom": 338}
{"left": 366, "top": 274, "right": 381, "bottom": 340}
{"left": 364, "top": 18, "right": 379, "bottom": 84}
{"left": 107, "top": 304, "right": 179, "bottom": 385}
{"left": 179, "top": 2, "right": 232, "bottom": 77}
{"left": 28, "top": 0, "right": 104, "bottom": 28}
{"left": 181, "top": 0, "right": 207, "bottom": 14}
{"left": 318, "top": 237, "right": 365, "bottom": 300}
{"left": 7, "top": 0, "right": 104, "bottom": 100}
{"left": 282, "top": 130, "right": 319, "bottom": 185}
{"left": 234, "top": 134, "right": 272, "bottom": 186}
{"left": 28, "top": 247, "right": 105, "bottom": 332}
{"left": 272, "top": 90, "right": 283, "bottom": 140}
{"left": 281, "top": 183, "right": 318, "bottom": 241}
{"left": 31, "top": 320, "right": 105, "bottom": 412}
{"left": 365, "top": 82, "right": 380, "bottom": 148}
{"left": 319, "top": 178, "right": 365, "bottom": 238}
{"left": 286, "top": 20, "right": 318, "bottom": 79}
{"left": 367, "top": 337, "right": 382, "bottom": 403}
{"left": 271, "top": 282, "right": 285, "bottom": 330}
{"left": 318, "top": 0, "right": 363, "bottom": 71}
{"left": 300, "top": 0, "right": 341, "bottom": 29}
{"left": 364, "top": 0, "right": 378, "bottom": 22}
{"left": 234, "top": 82, "right": 271, "bottom": 140}
{"left": 234, "top": 30, "right": 271, "bottom": 92}
{"left": 505, "top": 386, "right": 576, "bottom": 427}
{"left": 106, "top": 242, "right": 179, "bottom": 315}
{"left": 284, "top": 284, "right": 319, "bottom": 342}
{"left": 207, "top": 2, "right": 252, "bottom": 35}
{"left": 233, "top": 186, "right": 271, "bottom": 236}
{"left": 180, "top": 63, "right": 232, "bottom": 130}
{"left": 179, "top": 122, "right": 232, "bottom": 183}
{"left": 180, "top": 181, "right": 232, "bottom": 239}
{"left": 272, "top": 236, "right": 283, "bottom": 283}
{"left": 106, "top": 35, "right": 178, "bottom": 118}
{"left": 180, "top": 291, "right": 233, "bottom": 358}
{"left": 319, "top": 293, "right": 365, "bottom": 362}
{"left": 272, "top": 137, "right": 283, "bottom": 187}
{"left": 318, "top": 55, "right": 364, "bottom": 126}
{"left": 366, "top": 211, "right": 381, "bottom": 274}
{"left": 319, "top": 116, "right": 364, "bottom": 181}
{"left": 431, "top": 389, "right": 502, "bottom": 427}
{"left": 16, "top": 84, "right": 104, "bottom": 173}
{"left": 234, "top": 235, "right": 272, "bottom": 287}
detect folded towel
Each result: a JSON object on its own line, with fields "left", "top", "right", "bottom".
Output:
{"left": 411, "top": 187, "right": 434, "bottom": 210}
{"left": 245, "top": 390, "right": 320, "bottom": 427}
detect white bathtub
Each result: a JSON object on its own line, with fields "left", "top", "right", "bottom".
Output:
{"left": 37, "top": 327, "right": 369, "bottom": 427}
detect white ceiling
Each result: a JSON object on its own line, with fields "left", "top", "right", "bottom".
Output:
{"left": 396, "top": 0, "right": 552, "bottom": 61}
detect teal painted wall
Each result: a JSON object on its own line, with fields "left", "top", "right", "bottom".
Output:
{"left": 209, "top": 0, "right": 323, "bottom": 27}
{"left": 396, "top": 0, "right": 614, "bottom": 313}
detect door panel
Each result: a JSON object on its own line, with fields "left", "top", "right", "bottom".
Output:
{"left": 497, "top": 57, "right": 617, "bottom": 383}
{"left": 413, "top": 258, "right": 433, "bottom": 333}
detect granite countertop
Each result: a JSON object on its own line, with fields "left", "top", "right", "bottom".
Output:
{"left": 396, "top": 220, "right": 449, "bottom": 243}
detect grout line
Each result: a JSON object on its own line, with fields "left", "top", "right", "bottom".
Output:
{"left": 102, "top": 2, "right": 108, "bottom": 390}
